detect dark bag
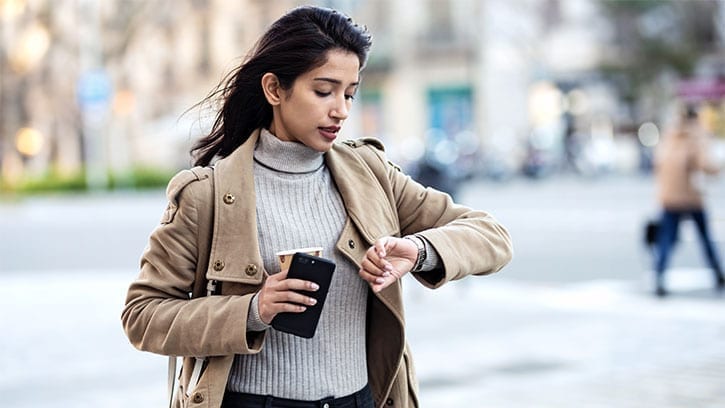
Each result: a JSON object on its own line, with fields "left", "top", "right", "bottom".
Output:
{"left": 644, "top": 219, "right": 659, "bottom": 246}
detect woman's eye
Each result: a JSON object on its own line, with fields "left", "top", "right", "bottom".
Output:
{"left": 315, "top": 91, "right": 331, "bottom": 97}
{"left": 345, "top": 94, "right": 355, "bottom": 101}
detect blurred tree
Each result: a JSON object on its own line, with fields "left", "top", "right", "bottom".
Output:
{"left": 596, "top": 0, "right": 720, "bottom": 121}
{"left": 0, "top": 0, "right": 201, "bottom": 186}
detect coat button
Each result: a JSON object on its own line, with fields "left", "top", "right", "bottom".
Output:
{"left": 213, "top": 260, "right": 225, "bottom": 271}
{"left": 348, "top": 239, "right": 355, "bottom": 249}
{"left": 386, "top": 398, "right": 394, "bottom": 406}
{"left": 192, "top": 391, "right": 204, "bottom": 403}
{"left": 223, "top": 193, "right": 235, "bottom": 204}
{"left": 245, "top": 264, "right": 258, "bottom": 276}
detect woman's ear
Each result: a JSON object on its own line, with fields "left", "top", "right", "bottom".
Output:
{"left": 261, "top": 73, "right": 282, "bottom": 106}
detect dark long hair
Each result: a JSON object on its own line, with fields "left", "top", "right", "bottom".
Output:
{"left": 191, "top": 6, "right": 372, "bottom": 166}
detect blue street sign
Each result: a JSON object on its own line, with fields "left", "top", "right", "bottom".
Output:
{"left": 77, "top": 69, "right": 113, "bottom": 108}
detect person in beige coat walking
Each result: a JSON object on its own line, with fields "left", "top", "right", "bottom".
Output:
{"left": 653, "top": 105, "right": 724, "bottom": 297}
{"left": 121, "top": 6, "right": 513, "bottom": 408}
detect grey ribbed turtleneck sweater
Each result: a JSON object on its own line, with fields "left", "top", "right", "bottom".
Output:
{"left": 227, "top": 129, "right": 369, "bottom": 399}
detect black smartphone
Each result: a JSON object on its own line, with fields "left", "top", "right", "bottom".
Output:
{"left": 271, "top": 252, "right": 335, "bottom": 338}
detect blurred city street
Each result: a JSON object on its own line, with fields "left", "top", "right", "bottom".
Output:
{"left": 3, "top": 0, "right": 725, "bottom": 406}
{"left": 2, "top": 174, "right": 724, "bottom": 407}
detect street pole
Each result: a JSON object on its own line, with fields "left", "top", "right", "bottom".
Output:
{"left": 77, "top": 0, "right": 111, "bottom": 191}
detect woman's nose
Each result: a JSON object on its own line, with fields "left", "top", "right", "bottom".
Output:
{"left": 331, "top": 97, "right": 349, "bottom": 120}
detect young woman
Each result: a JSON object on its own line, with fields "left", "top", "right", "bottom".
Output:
{"left": 122, "top": 6, "right": 512, "bottom": 408}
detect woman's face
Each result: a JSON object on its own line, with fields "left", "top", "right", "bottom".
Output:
{"left": 269, "top": 49, "right": 360, "bottom": 152}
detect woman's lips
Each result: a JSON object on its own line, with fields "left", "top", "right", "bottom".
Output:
{"left": 319, "top": 126, "right": 340, "bottom": 140}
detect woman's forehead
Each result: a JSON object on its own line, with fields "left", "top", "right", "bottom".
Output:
{"left": 303, "top": 50, "right": 360, "bottom": 85}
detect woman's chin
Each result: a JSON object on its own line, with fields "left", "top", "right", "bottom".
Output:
{"left": 308, "top": 139, "right": 335, "bottom": 153}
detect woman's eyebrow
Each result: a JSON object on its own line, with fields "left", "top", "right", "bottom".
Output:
{"left": 313, "top": 77, "right": 360, "bottom": 87}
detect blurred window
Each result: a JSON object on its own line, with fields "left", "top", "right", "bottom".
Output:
{"left": 427, "top": 86, "right": 473, "bottom": 137}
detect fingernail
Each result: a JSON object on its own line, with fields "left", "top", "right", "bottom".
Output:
{"left": 382, "top": 272, "right": 390, "bottom": 278}
{"left": 308, "top": 298, "right": 317, "bottom": 305}
{"left": 384, "top": 264, "right": 393, "bottom": 271}
{"left": 310, "top": 283, "right": 320, "bottom": 290}
{"left": 376, "top": 277, "right": 385, "bottom": 284}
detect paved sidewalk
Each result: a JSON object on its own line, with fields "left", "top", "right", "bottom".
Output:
{"left": 406, "top": 271, "right": 725, "bottom": 407}
{"left": 1, "top": 269, "right": 723, "bottom": 407}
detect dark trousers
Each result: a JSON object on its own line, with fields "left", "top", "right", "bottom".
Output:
{"left": 222, "top": 384, "right": 374, "bottom": 408}
{"left": 654, "top": 208, "right": 724, "bottom": 286}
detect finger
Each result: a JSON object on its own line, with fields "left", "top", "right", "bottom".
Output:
{"left": 271, "top": 301, "right": 308, "bottom": 314}
{"left": 258, "top": 291, "right": 308, "bottom": 323}
{"left": 374, "top": 237, "right": 390, "bottom": 258}
{"left": 371, "top": 275, "right": 396, "bottom": 293}
{"left": 259, "top": 291, "right": 315, "bottom": 321}
{"left": 370, "top": 241, "right": 395, "bottom": 272}
{"left": 360, "top": 258, "right": 390, "bottom": 278}
{"left": 365, "top": 245, "right": 383, "bottom": 265}
{"left": 276, "top": 289, "right": 318, "bottom": 307}
{"left": 266, "top": 269, "right": 288, "bottom": 285}
{"left": 263, "top": 286, "right": 314, "bottom": 304}
{"left": 359, "top": 267, "right": 387, "bottom": 286}
{"left": 280, "top": 278, "right": 320, "bottom": 292}
{"left": 262, "top": 283, "right": 318, "bottom": 309}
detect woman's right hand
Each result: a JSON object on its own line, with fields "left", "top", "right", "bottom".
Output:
{"left": 257, "top": 270, "right": 319, "bottom": 325}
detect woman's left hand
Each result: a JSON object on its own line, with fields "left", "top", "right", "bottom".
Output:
{"left": 359, "top": 236, "right": 418, "bottom": 292}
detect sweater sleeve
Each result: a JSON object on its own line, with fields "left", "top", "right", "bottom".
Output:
{"left": 247, "top": 293, "right": 271, "bottom": 332}
{"left": 419, "top": 235, "right": 442, "bottom": 271}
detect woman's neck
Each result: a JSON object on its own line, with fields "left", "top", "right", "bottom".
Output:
{"left": 253, "top": 128, "right": 324, "bottom": 174}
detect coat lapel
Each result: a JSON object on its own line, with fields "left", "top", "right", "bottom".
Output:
{"left": 326, "top": 143, "right": 400, "bottom": 243}
{"left": 206, "top": 129, "right": 266, "bottom": 284}
{"left": 326, "top": 143, "right": 403, "bottom": 316}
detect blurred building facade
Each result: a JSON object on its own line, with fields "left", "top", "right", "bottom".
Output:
{"left": 1, "top": 0, "right": 724, "bottom": 188}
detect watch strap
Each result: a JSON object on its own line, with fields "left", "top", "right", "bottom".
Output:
{"left": 404, "top": 235, "right": 427, "bottom": 272}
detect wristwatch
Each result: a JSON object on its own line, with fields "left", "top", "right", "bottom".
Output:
{"left": 405, "top": 235, "right": 427, "bottom": 272}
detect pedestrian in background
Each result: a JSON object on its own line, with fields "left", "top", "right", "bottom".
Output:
{"left": 121, "top": 5, "right": 513, "bottom": 408}
{"left": 652, "top": 104, "right": 724, "bottom": 297}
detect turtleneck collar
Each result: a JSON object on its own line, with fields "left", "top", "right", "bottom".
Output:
{"left": 253, "top": 128, "right": 325, "bottom": 174}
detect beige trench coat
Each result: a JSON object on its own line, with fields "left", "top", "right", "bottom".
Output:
{"left": 654, "top": 126, "right": 720, "bottom": 210}
{"left": 122, "top": 129, "right": 513, "bottom": 408}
